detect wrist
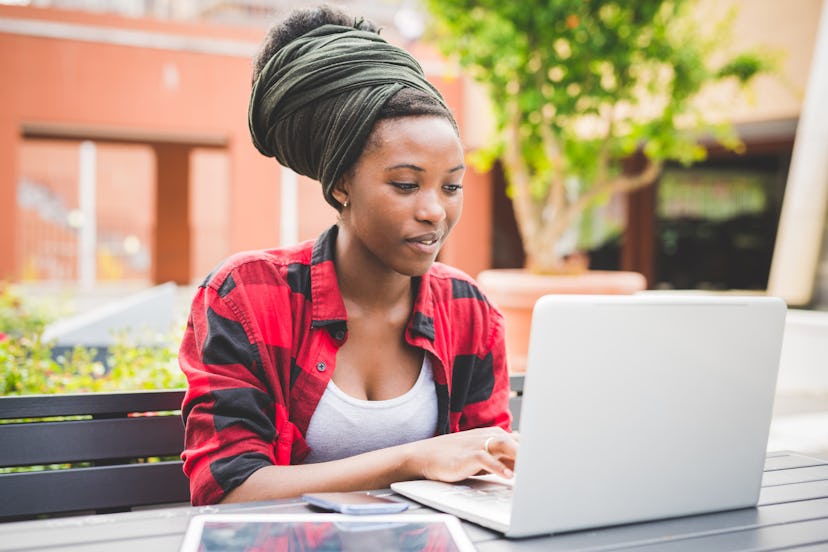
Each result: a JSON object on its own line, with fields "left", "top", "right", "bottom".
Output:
{"left": 397, "top": 440, "right": 426, "bottom": 481}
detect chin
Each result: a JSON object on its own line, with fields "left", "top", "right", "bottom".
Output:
{"left": 395, "top": 257, "right": 437, "bottom": 278}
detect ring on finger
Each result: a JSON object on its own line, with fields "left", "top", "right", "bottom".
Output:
{"left": 483, "top": 436, "right": 495, "bottom": 455}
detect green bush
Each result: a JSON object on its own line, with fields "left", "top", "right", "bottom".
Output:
{"left": 0, "top": 282, "right": 53, "bottom": 337}
{"left": 0, "top": 283, "right": 185, "bottom": 395}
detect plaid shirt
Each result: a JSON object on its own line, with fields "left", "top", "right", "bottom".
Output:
{"left": 180, "top": 225, "right": 512, "bottom": 505}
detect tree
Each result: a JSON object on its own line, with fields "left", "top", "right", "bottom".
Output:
{"left": 425, "top": 0, "right": 774, "bottom": 273}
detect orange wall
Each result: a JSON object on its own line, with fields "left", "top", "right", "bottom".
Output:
{"left": 17, "top": 139, "right": 156, "bottom": 281}
{"left": 0, "top": 5, "right": 491, "bottom": 283}
{"left": 0, "top": 105, "right": 18, "bottom": 280}
{"left": 190, "top": 149, "right": 231, "bottom": 279}
{"left": 0, "top": 5, "right": 277, "bottom": 282}
{"left": 17, "top": 140, "right": 81, "bottom": 281}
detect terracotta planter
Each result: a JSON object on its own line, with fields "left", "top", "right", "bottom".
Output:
{"left": 477, "top": 268, "right": 647, "bottom": 372}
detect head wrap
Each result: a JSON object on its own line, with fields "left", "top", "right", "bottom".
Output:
{"left": 248, "top": 24, "right": 449, "bottom": 210}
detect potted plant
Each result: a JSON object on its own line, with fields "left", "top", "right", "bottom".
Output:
{"left": 424, "top": 0, "right": 773, "bottom": 369}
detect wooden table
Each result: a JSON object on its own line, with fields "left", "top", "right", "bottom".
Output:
{"left": 2, "top": 451, "right": 827, "bottom": 551}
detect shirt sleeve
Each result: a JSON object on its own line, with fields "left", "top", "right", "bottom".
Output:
{"left": 179, "top": 275, "right": 281, "bottom": 505}
{"left": 458, "top": 308, "right": 513, "bottom": 433}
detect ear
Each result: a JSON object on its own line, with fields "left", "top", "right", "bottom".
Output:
{"left": 331, "top": 176, "right": 350, "bottom": 208}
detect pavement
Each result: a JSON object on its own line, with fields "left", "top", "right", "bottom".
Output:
{"left": 768, "top": 392, "right": 828, "bottom": 460}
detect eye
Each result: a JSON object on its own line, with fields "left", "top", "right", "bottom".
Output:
{"left": 443, "top": 184, "right": 463, "bottom": 193}
{"left": 391, "top": 181, "right": 418, "bottom": 192}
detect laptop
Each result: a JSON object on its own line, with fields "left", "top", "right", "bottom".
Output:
{"left": 392, "top": 294, "right": 787, "bottom": 538}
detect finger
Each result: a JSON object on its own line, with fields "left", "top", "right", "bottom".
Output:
{"left": 488, "top": 426, "right": 519, "bottom": 443}
{"left": 476, "top": 449, "right": 514, "bottom": 479}
{"left": 486, "top": 435, "right": 519, "bottom": 461}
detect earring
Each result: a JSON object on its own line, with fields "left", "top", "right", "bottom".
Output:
{"left": 343, "top": 199, "right": 350, "bottom": 208}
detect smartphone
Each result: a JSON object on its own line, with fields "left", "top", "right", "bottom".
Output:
{"left": 301, "top": 492, "right": 409, "bottom": 515}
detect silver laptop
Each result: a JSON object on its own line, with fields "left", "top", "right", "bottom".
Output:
{"left": 392, "top": 294, "right": 787, "bottom": 538}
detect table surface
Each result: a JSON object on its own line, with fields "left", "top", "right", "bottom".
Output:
{"left": 2, "top": 451, "right": 827, "bottom": 552}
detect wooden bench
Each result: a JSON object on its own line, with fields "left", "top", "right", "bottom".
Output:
{"left": 0, "top": 389, "right": 189, "bottom": 521}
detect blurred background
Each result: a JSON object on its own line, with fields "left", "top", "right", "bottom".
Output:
{"left": 0, "top": 0, "right": 826, "bottom": 457}
{"left": 1, "top": 0, "right": 826, "bottom": 301}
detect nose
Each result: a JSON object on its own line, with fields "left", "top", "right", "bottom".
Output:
{"left": 415, "top": 188, "right": 446, "bottom": 224}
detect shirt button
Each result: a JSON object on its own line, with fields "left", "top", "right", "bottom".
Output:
{"left": 316, "top": 361, "right": 326, "bottom": 372}
{"left": 334, "top": 330, "right": 345, "bottom": 341}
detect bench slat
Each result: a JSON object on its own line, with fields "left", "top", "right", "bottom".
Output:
{"left": 0, "top": 390, "right": 185, "bottom": 419}
{"left": 0, "top": 416, "right": 184, "bottom": 467}
{"left": 0, "top": 462, "right": 189, "bottom": 519}
{"left": 509, "top": 374, "right": 524, "bottom": 431}
{"left": 509, "top": 374, "right": 524, "bottom": 393}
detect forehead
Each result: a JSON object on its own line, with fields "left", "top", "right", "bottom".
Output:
{"left": 362, "top": 116, "right": 463, "bottom": 162}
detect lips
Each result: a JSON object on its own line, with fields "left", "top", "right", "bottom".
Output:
{"left": 409, "top": 232, "right": 441, "bottom": 245}
{"left": 406, "top": 232, "right": 443, "bottom": 254}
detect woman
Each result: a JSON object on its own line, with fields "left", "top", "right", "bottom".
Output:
{"left": 179, "top": 5, "right": 518, "bottom": 506}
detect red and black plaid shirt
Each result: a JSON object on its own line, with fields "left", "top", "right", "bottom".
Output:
{"left": 179, "top": 225, "right": 512, "bottom": 505}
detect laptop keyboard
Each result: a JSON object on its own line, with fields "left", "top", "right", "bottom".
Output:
{"left": 448, "top": 483, "right": 513, "bottom": 504}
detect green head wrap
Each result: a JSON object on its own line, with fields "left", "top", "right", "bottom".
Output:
{"left": 248, "top": 24, "right": 448, "bottom": 210}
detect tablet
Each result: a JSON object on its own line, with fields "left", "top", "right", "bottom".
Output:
{"left": 179, "top": 513, "right": 476, "bottom": 552}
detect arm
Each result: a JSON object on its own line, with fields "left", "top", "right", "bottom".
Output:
{"left": 179, "top": 269, "right": 287, "bottom": 505}
{"left": 222, "top": 427, "right": 517, "bottom": 503}
{"left": 450, "top": 306, "right": 514, "bottom": 434}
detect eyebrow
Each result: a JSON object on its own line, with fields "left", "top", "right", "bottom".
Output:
{"left": 385, "top": 163, "right": 466, "bottom": 173}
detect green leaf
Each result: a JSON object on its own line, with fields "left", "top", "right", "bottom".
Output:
{"left": 425, "top": 0, "right": 778, "bottom": 268}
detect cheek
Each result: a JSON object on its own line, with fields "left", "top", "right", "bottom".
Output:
{"left": 351, "top": 197, "right": 401, "bottom": 237}
{"left": 452, "top": 194, "right": 464, "bottom": 219}
{"left": 446, "top": 194, "right": 463, "bottom": 229}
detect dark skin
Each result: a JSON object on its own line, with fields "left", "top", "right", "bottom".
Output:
{"left": 222, "top": 116, "right": 518, "bottom": 503}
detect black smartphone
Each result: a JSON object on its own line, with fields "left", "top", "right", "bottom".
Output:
{"left": 301, "top": 492, "right": 409, "bottom": 515}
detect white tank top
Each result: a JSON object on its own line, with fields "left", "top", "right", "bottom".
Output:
{"left": 303, "top": 356, "right": 438, "bottom": 463}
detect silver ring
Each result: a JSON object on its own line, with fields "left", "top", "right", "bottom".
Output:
{"left": 483, "top": 436, "right": 495, "bottom": 455}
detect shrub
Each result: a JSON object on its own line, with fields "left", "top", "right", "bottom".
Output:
{"left": 0, "top": 283, "right": 185, "bottom": 395}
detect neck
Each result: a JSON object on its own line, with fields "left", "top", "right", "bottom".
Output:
{"left": 334, "top": 227, "right": 413, "bottom": 310}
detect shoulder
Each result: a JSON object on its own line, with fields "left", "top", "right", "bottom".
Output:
{"left": 426, "top": 262, "right": 494, "bottom": 306}
{"left": 424, "top": 264, "right": 507, "bottom": 374}
{"left": 199, "top": 239, "right": 315, "bottom": 297}
{"left": 424, "top": 263, "right": 503, "bottom": 338}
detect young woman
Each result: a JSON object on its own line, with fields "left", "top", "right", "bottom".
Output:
{"left": 179, "top": 6, "right": 518, "bottom": 506}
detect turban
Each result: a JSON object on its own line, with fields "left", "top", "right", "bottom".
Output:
{"left": 248, "top": 24, "right": 448, "bottom": 209}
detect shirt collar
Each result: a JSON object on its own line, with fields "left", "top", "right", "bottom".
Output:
{"left": 310, "top": 225, "right": 347, "bottom": 330}
{"left": 408, "top": 273, "right": 436, "bottom": 341}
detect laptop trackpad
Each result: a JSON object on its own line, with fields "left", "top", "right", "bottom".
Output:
{"left": 392, "top": 476, "right": 513, "bottom": 532}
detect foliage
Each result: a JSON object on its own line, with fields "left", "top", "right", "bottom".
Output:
{"left": 0, "top": 284, "right": 185, "bottom": 396}
{"left": 425, "top": 0, "right": 776, "bottom": 272}
{"left": 0, "top": 282, "right": 54, "bottom": 337}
